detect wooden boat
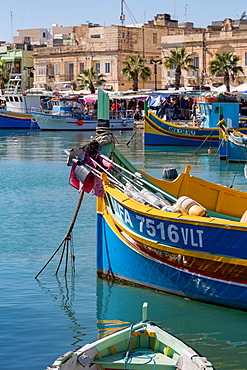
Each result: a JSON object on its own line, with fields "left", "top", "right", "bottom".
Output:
{"left": 65, "top": 134, "right": 247, "bottom": 310}
{"left": 144, "top": 99, "right": 247, "bottom": 148}
{"left": 218, "top": 123, "right": 247, "bottom": 162}
{"left": 47, "top": 302, "right": 214, "bottom": 370}
{"left": 99, "top": 139, "right": 247, "bottom": 221}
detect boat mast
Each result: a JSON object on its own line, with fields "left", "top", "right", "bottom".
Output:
{"left": 120, "top": 0, "right": 125, "bottom": 26}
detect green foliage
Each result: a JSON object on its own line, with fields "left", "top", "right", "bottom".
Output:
{"left": 0, "top": 60, "right": 11, "bottom": 91}
{"left": 163, "top": 46, "right": 195, "bottom": 90}
{"left": 77, "top": 67, "right": 106, "bottom": 94}
{"left": 122, "top": 54, "right": 151, "bottom": 91}
{"left": 209, "top": 52, "right": 244, "bottom": 92}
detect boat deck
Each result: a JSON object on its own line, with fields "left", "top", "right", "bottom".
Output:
{"left": 93, "top": 347, "right": 178, "bottom": 369}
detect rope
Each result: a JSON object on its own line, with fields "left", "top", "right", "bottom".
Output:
{"left": 34, "top": 190, "right": 84, "bottom": 279}
{"left": 186, "top": 129, "right": 215, "bottom": 159}
{"left": 123, "top": 325, "right": 156, "bottom": 370}
{"left": 126, "top": 128, "right": 138, "bottom": 146}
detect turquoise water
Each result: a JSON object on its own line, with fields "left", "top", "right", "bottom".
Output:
{"left": 1, "top": 129, "right": 247, "bottom": 370}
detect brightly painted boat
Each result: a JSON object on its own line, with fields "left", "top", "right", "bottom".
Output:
{"left": 47, "top": 302, "right": 214, "bottom": 370}
{"left": 219, "top": 123, "right": 247, "bottom": 162}
{"left": 0, "top": 74, "right": 49, "bottom": 129}
{"left": 99, "top": 138, "right": 247, "bottom": 221}
{"left": 65, "top": 134, "right": 247, "bottom": 310}
{"left": 144, "top": 100, "right": 247, "bottom": 148}
{"left": 0, "top": 109, "right": 37, "bottom": 129}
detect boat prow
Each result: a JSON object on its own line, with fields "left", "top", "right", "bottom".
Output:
{"left": 47, "top": 303, "right": 214, "bottom": 370}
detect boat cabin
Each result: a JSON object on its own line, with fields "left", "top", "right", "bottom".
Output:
{"left": 198, "top": 101, "right": 240, "bottom": 128}
{"left": 2, "top": 74, "right": 51, "bottom": 114}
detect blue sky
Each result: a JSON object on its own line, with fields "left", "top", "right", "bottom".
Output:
{"left": 1, "top": 0, "right": 247, "bottom": 43}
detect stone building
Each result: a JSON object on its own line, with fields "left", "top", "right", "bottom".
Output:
{"left": 161, "top": 18, "right": 247, "bottom": 88}
{"left": 13, "top": 25, "right": 75, "bottom": 47}
{"left": 7, "top": 14, "right": 247, "bottom": 92}
{"left": 32, "top": 14, "right": 203, "bottom": 91}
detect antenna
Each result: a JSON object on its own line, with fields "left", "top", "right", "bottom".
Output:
{"left": 120, "top": 0, "right": 125, "bottom": 26}
{"left": 184, "top": 4, "right": 188, "bottom": 22}
{"left": 173, "top": 0, "right": 177, "bottom": 19}
{"left": 240, "top": 11, "right": 246, "bottom": 20}
{"left": 10, "top": 10, "right": 13, "bottom": 42}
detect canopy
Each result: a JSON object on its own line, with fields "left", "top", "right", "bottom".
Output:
{"left": 148, "top": 94, "right": 170, "bottom": 107}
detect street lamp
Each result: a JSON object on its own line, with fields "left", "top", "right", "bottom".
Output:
{"left": 150, "top": 59, "right": 162, "bottom": 91}
{"left": 23, "top": 66, "right": 35, "bottom": 90}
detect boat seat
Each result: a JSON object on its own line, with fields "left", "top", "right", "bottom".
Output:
{"left": 93, "top": 348, "right": 178, "bottom": 369}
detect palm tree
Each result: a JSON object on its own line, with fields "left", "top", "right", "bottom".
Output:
{"left": 121, "top": 54, "right": 151, "bottom": 91}
{"left": 77, "top": 67, "right": 106, "bottom": 94}
{"left": 0, "top": 60, "right": 11, "bottom": 91}
{"left": 163, "top": 46, "right": 195, "bottom": 90}
{"left": 209, "top": 52, "right": 244, "bottom": 92}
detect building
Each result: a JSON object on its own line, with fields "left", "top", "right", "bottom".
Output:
{"left": 0, "top": 47, "right": 34, "bottom": 90}
{"left": 161, "top": 18, "right": 247, "bottom": 88}
{"left": 32, "top": 14, "right": 187, "bottom": 91}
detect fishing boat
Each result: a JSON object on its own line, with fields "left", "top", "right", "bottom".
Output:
{"left": 32, "top": 93, "right": 134, "bottom": 131}
{"left": 65, "top": 133, "right": 247, "bottom": 310}
{"left": 218, "top": 122, "right": 247, "bottom": 162}
{"left": 0, "top": 74, "right": 49, "bottom": 129}
{"left": 144, "top": 98, "right": 247, "bottom": 149}
{"left": 47, "top": 302, "right": 214, "bottom": 370}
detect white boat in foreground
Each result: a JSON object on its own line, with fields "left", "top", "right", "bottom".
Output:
{"left": 47, "top": 303, "right": 214, "bottom": 370}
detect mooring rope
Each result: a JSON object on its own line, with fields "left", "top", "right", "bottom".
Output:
{"left": 186, "top": 129, "right": 215, "bottom": 159}
{"left": 34, "top": 190, "right": 84, "bottom": 279}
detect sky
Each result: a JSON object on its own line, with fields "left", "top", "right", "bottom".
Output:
{"left": 1, "top": 0, "right": 247, "bottom": 43}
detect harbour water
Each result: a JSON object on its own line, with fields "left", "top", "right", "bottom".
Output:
{"left": 1, "top": 128, "right": 247, "bottom": 370}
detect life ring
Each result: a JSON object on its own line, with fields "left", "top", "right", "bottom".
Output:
{"left": 77, "top": 119, "right": 84, "bottom": 126}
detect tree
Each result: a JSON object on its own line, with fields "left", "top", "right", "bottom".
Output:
{"left": 0, "top": 60, "right": 11, "bottom": 91}
{"left": 163, "top": 46, "right": 195, "bottom": 90}
{"left": 121, "top": 54, "right": 151, "bottom": 91}
{"left": 209, "top": 52, "right": 244, "bottom": 92}
{"left": 77, "top": 67, "right": 106, "bottom": 94}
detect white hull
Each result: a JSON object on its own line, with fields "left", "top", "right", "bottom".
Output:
{"left": 32, "top": 112, "right": 134, "bottom": 131}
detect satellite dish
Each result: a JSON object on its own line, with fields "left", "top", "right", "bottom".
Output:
{"left": 240, "top": 11, "right": 246, "bottom": 20}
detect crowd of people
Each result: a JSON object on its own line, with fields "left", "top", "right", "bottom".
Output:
{"left": 156, "top": 96, "right": 196, "bottom": 121}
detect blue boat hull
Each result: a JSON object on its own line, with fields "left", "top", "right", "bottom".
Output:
{"left": 144, "top": 112, "right": 220, "bottom": 147}
{"left": 0, "top": 110, "right": 39, "bottom": 129}
{"left": 97, "top": 212, "right": 247, "bottom": 310}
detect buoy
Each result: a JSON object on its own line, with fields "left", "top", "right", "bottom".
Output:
{"left": 77, "top": 119, "right": 84, "bottom": 126}
{"left": 163, "top": 167, "right": 178, "bottom": 179}
{"left": 240, "top": 210, "right": 247, "bottom": 223}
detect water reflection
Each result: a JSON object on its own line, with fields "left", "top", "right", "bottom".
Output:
{"left": 37, "top": 276, "right": 86, "bottom": 347}
{"left": 96, "top": 278, "right": 247, "bottom": 370}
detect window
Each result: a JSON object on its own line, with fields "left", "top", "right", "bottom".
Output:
{"left": 153, "top": 33, "right": 157, "bottom": 44}
{"left": 43, "top": 32, "right": 46, "bottom": 38}
{"left": 79, "top": 63, "right": 84, "bottom": 72}
{"left": 37, "top": 64, "right": 46, "bottom": 76}
{"left": 105, "top": 62, "right": 110, "bottom": 74}
{"left": 95, "top": 63, "right": 100, "bottom": 73}
{"left": 91, "top": 34, "right": 100, "bottom": 38}
{"left": 54, "top": 64, "right": 60, "bottom": 76}
{"left": 245, "top": 52, "right": 247, "bottom": 66}
{"left": 194, "top": 57, "right": 199, "bottom": 69}
{"left": 68, "top": 63, "right": 74, "bottom": 79}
